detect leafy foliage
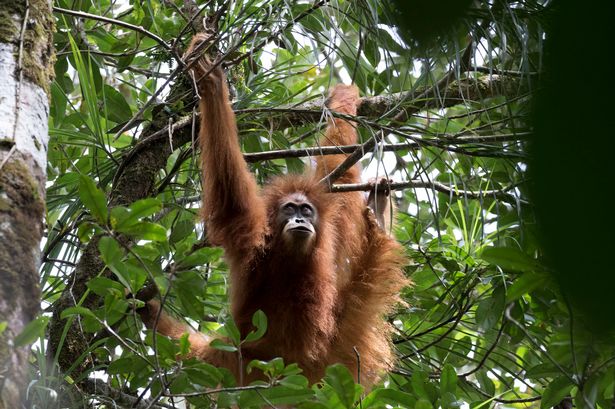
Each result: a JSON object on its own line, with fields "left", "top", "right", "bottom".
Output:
{"left": 31, "top": 0, "right": 615, "bottom": 408}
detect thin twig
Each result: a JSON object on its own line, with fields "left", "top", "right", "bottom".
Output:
{"left": 319, "top": 132, "right": 382, "bottom": 188}
{"left": 471, "top": 66, "right": 538, "bottom": 77}
{"left": 331, "top": 180, "right": 519, "bottom": 201}
{"left": 165, "top": 384, "right": 274, "bottom": 398}
{"left": 0, "top": 145, "right": 17, "bottom": 172}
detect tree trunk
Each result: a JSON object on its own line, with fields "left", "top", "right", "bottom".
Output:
{"left": 0, "top": 1, "right": 54, "bottom": 408}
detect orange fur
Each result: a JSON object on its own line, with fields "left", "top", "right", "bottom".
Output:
{"left": 141, "top": 34, "right": 409, "bottom": 388}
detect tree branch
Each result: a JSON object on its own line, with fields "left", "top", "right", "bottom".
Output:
{"left": 331, "top": 180, "right": 519, "bottom": 200}
{"left": 320, "top": 133, "right": 383, "bottom": 188}
{"left": 127, "top": 74, "right": 527, "bottom": 156}
{"left": 243, "top": 132, "right": 530, "bottom": 163}
{"left": 240, "top": 74, "right": 527, "bottom": 131}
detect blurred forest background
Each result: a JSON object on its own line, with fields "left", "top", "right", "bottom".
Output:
{"left": 3, "top": 0, "right": 614, "bottom": 408}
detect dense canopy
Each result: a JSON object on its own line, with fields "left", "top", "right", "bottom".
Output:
{"left": 17, "top": 0, "right": 613, "bottom": 408}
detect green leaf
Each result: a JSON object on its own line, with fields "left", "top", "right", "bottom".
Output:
{"left": 118, "top": 259, "right": 149, "bottom": 293}
{"left": 506, "top": 272, "right": 550, "bottom": 302}
{"left": 376, "top": 28, "right": 407, "bottom": 54}
{"left": 98, "top": 236, "right": 124, "bottom": 267}
{"left": 416, "top": 398, "right": 434, "bottom": 409}
{"left": 239, "top": 385, "right": 314, "bottom": 407}
{"left": 67, "top": 32, "right": 104, "bottom": 139}
{"left": 526, "top": 363, "right": 561, "bottom": 379}
{"left": 87, "top": 276, "right": 125, "bottom": 296}
{"left": 440, "top": 364, "right": 457, "bottom": 395}
{"left": 50, "top": 81, "right": 68, "bottom": 124}
{"left": 364, "top": 37, "right": 380, "bottom": 67}
{"left": 170, "top": 219, "right": 195, "bottom": 244}
{"left": 285, "top": 157, "right": 304, "bottom": 173}
{"left": 475, "top": 286, "right": 505, "bottom": 331}
{"left": 411, "top": 370, "right": 430, "bottom": 401}
{"left": 177, "top": 247, "right": 223, "bottom": 269}
{"left": 14, "top": 316, "right": 49, "bottom": 347}
{"left": 244, "top": 310, "right": 268, "bottom": 343}
{"left": 577, "top": 373, "right": 599, "bottom": 409}
{"left": 541, "top": 376, "right": 574, "bottom": 409}
{"left": 110, "top": 206, "right": 131, "bottom": 230}
{"left": 112, "top": 199, "right": 162, "bottom": 231}
{"left": 79, "top": 175, "right": 108, "bottom": 224}
{"left": 209, "top": 338, "right": 237, "bottom": 352}
{"left": 222, "top": 318, "right": 241, "bottom": 345}
{"left": 481, "top": 247, "right": 540, "bottom": 273}
{"left": 108, "top": 357, "right": 137, "bottom": 374}
{"left": 54, "top": 171, "right": 80, "bottom": 188}
{"left": 96, "top": 239, "right": 140, "bottom": 290}
{"left": 60, "top": 306, "right": 97, "bottom": 320}
{"left": 145, "top": 333, "right": 178, "bottom": 362}
{"left": 101, "top": 84, "right": 132, "bottom": 123}
{"left": 279, "top": 374, "right": 309, "bottom": 389}
{"left": 183, "top": 363, "right": 222, "bottom": 387}
{"left": 103, "top": 296, "right": 128, "bottom": 325}
{"left": 281, "top": 363, "right": 303, "bottom": 377}
{"left": 179, "top": 333, "right": 191, "bottom": 356}
{"left": 247, "top": 359, "right": 284, "bottom": 376}
{"left": 116, "top": 222, "right": 167, "bottom": 242}
{"left": 323, "top": 364, "right": 361, "bottom": 408}
{"left": 441, "top": 392, "right": 460, "bottom": 409}
{"left": 476, "top": 371, "right": 495, "bottom": 396}
{"left": 361, "top": 388, "right": 416, "bottom": 408}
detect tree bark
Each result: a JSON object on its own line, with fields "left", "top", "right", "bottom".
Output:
{"left": 0, "top": 1, "right": 54, "bottom": 408}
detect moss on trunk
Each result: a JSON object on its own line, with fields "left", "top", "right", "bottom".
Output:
{"left": 0, "top": 0, "right": 55, "bottom": 93}
{"left": 0, "top": 157, "right": 45, "bottom": 409}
